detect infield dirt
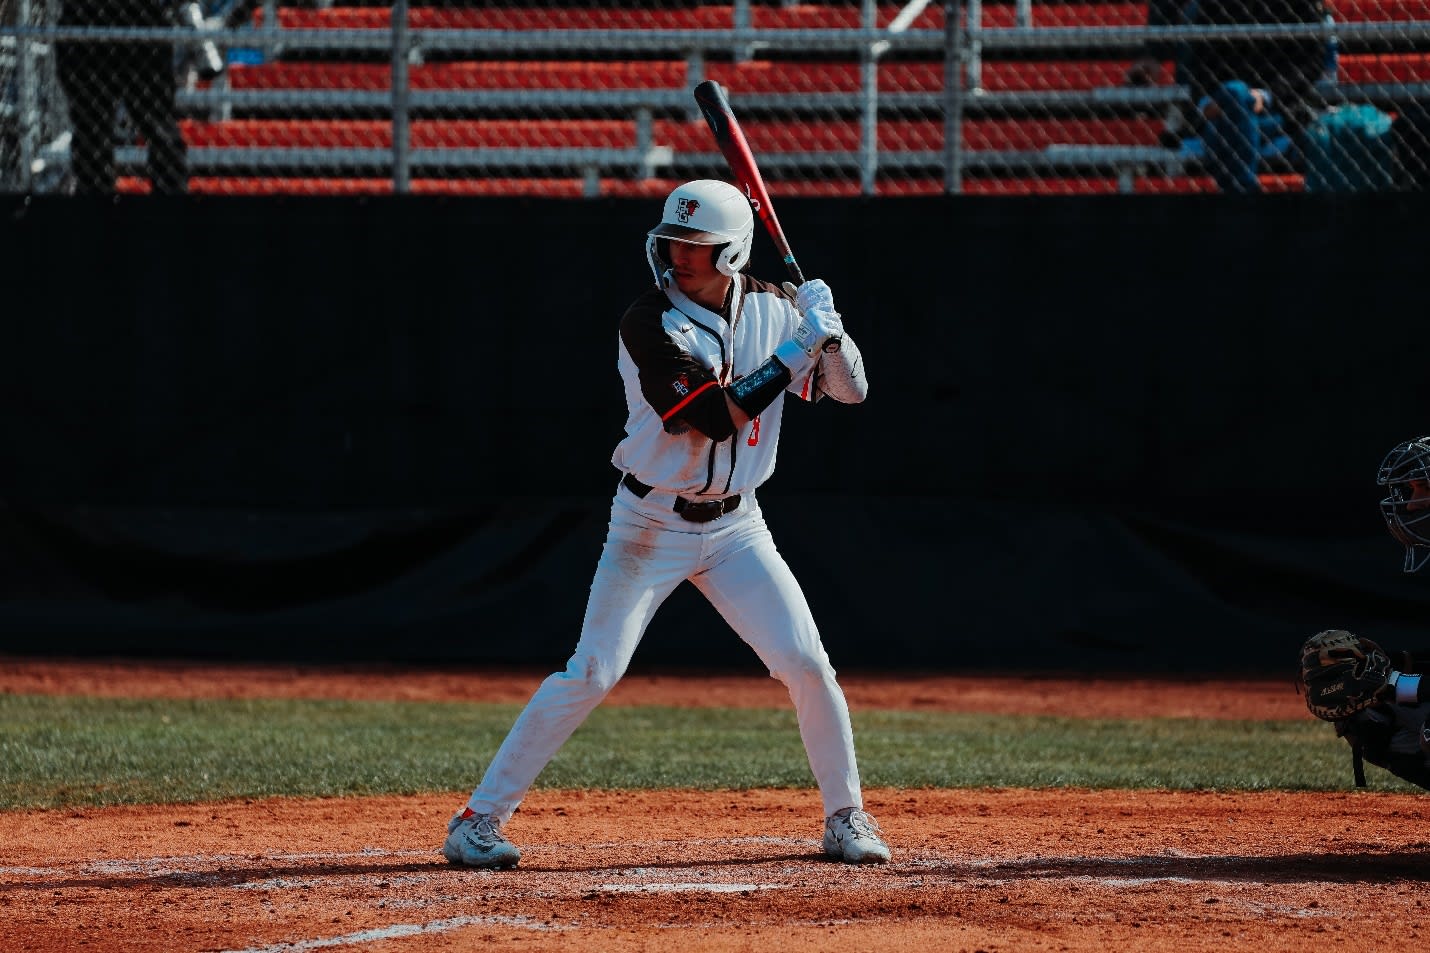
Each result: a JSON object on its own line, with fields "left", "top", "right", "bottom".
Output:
{"left": 4, "top": 658, "right": 1426, "bottom": 953}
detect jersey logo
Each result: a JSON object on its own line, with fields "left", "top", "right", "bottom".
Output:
{"left": 677, "top": 198, "right": 700, "bottom": 223}
{"left": 672, "top": 373, "right": 691, "bottom": 397}
{"left": 748, "top": 415, "right": 761, "bottom": 446}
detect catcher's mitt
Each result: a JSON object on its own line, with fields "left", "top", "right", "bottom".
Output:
{"left": 1298, "top": 629, "right": 1394, "bottom": 721}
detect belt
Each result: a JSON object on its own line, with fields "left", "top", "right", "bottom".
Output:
{"left": 621, "top": 472, "right": 742, "bottom": 523}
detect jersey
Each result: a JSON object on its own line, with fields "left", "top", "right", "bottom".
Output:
{"left": 611, "top": 271, "right": 816, "bottom": 498}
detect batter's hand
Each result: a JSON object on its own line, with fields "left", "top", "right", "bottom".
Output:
{"left": 782, "top": 279, "right": 836, "bottom": 318}
{"left": 776, "top": 306, "right": 843, "bottom": 377}
{"left": 792, "top": 308, "right": 844, "bottom": 357}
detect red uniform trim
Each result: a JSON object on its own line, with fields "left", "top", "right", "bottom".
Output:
{"left": 661, "top": 379, "right": 719, "bottom": 422}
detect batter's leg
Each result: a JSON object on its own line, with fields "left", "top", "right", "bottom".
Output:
{"left": 692, "top": 506, "right": 863, "bottom": 817}
{"left": 465, "top": 497, "right": 696, "bottom": 825}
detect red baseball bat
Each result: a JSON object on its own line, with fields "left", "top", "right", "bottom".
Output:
{"left": 692, "top": 79, "right": 805, "bottom": 286}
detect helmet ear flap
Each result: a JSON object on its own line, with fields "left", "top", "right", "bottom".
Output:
{"left": 714, "top": 231, "right": 752, "bottom": 276}
{"left": 645, "top": 234, "right": 669, "bottom": 287}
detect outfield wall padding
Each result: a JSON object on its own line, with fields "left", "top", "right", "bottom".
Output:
{"left": 2, "top": 194, "right": 1427, "bottom": 673}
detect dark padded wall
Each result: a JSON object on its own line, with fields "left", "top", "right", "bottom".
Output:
{"left": 1, "top": 194, "right": 1426, "bottom": 673}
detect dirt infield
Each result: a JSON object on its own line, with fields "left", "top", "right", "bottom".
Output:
{"left": 0, "top": 656, "right": 1309, "bottom": 719}
{"left": 5, "top": 658, "right": 1428, "bottom": 953}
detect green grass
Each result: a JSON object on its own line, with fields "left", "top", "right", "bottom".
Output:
{"left": 0, "top": 694, "right": 1412, "bottom": 810}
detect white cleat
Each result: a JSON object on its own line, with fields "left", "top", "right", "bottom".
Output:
{"left": 442, "top": 810, "right": 522, "bottom": 869}
{"left": 822, "top": 807, "right": 892, "bottom": 864}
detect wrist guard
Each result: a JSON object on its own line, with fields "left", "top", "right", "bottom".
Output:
{"left": 728, "top": 355, "right": 793, "bottom": 418}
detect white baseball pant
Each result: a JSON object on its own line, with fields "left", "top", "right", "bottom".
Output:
{"left": 465, "top": 483, "right": 865, "bottom": 823}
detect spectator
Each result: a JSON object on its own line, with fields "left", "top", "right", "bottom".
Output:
{"left": 1128, "top": 0, "right": 1331, "bottom": 192}
{"left": 55, "top": 0, "right": 191, "bottom": 194}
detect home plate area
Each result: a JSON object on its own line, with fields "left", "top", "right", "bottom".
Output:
{"left": 5, "top": 787, "right": 1430, "bottom": 952}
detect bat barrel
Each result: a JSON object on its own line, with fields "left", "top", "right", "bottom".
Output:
{"left": 693, "top": 79, "right": 805, "bottom": 287}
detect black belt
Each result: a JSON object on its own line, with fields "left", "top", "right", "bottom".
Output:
{"left": 622, "top": 472, "right": 742, "bottom": 523}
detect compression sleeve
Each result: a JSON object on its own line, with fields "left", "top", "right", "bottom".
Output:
{"left": 810, "top": 333, "right": 868, "bottom": 404}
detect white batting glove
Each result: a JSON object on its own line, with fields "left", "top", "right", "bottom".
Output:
{"left": 781, "top": 279, "right": 836, "bottom": 317}
{"left": 775, "top": 308, "right": 844, "bottom": 377}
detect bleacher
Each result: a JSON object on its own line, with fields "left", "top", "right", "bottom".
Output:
{"left": 105, "top": 0, "right": 1430, "bottom": 195}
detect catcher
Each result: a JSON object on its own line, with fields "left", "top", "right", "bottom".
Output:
{"left": 1295, "top": 436, "right": 1430, "bottom": 788}
{"left": 1297, "top": 629, "right": 1430, "bottom": 789}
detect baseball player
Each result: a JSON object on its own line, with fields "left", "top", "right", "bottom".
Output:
{"left": 442, "top": 178, "right": 890, "bottom": 869}
{"left": 1296, "top": 436, "right": 1430, "bottom": 790}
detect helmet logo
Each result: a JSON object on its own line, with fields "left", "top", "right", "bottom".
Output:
{"left": 676, "top": 198, "right": 700, "bottom": 223}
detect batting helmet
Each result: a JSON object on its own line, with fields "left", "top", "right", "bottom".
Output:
{"left": 1378, "top": 435, "right": 1430, "bottom": 572}
{"left": 645, "top": 179, "right": 755, "bottom": 287}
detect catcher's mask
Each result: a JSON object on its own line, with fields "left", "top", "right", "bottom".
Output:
{"left": 645, "top": 179, "right": 754, "bottom": 288}
{"left": 1378, "top": 436, "right": 1430, "bottom": 572}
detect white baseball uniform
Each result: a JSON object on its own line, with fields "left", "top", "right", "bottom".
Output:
{"left": 464, "top": 268, "right": 869, "bottom": 823}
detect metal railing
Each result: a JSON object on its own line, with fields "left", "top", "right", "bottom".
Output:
{"left": 4, "top": 2, "right": 1429, "bottom": 195}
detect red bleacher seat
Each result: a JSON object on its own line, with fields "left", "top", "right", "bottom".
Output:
{"left": 256, "top": 3, "right": 1163, "bottom": 32}
{"left": 261, "top": 7, "right": 729, "bottom": 30}
{"left": 594, "top": 174, "right": 1294, "bottom": 198}
{"left": 121, "top": 176, "right": 608, "bottom": 196}
{"left": 978, "top": 3, "right": 1148, "bottom": 27}
{"left": 221, "top": 58, "right": 1169, "bottom": 96}
{"left": 1327, "top": 0, "right": 1430, "bottom": 20}
{"left": 177, "top": 115, "right": 1164, "bottom": 156}
{"left": 120, "top": 175, "right": 936, "bottom": 197}
{"left": 651, "top": 117, "right": 1164, "bottom": 152}
{"left": 711, "top": 59, "right": 1159, "bottom": 94}
{"left": 185, "top": 0, "right": 1425, "bottom": 198}
{"left": 224, "top": 62, "right": 690, "bottom": 91}
{"left": 179, "top": 119, "right": 638, "bottom": 149}
{"left": 956, "top": 172, "right": 1302, "bottom": 194}
{"left": 257, "top": 4, "right": 945, "bottom": 31}
{"left": 119, "top": 171, "right": 1304, "bottom": 198}
{"left": 1338, "top": 52, "right": 1430, "bottom": 83}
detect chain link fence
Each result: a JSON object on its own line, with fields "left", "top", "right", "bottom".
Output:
{"left": 2, "top": 0, "right": 1427, "bottom": 195}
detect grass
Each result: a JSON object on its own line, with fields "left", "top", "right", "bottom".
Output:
{"left": 0, "top": 694, "right": 1413, "bottom": 810}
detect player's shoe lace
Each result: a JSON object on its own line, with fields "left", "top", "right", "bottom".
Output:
{"left": 442, "top": 810, "right": 521, "bottom": 869}
{"left": 822, "top": 807, "right": 891, "bottom": 864}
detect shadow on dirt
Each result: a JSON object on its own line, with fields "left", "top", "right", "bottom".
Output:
{"left": 947, "top": 851, "right": 1430, "bottom": 884}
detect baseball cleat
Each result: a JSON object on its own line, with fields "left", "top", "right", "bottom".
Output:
{"left": 822, "top": 807, "right": 891, "bottom": 864}
{"left": 442, "top": 809, "right": 521, "bottom": 869}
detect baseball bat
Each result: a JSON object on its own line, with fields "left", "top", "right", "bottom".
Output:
{"left": 692, "top": 79, "right": 805, "bottom": 286}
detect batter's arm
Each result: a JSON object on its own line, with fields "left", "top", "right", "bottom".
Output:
{"left": 811, "top": 333, "right": 868, "bottom": 404}
{"left": 727, "top": 303, "right": 842, "bottom": 418}
{"left": 724, "top": 394, "right": 753, "bottom": 429}
{"left": 774, "top": 277, "right": 862, "bottom": 404}
{"left": 620, "top": 294, "right": 739, "bottom": 441}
